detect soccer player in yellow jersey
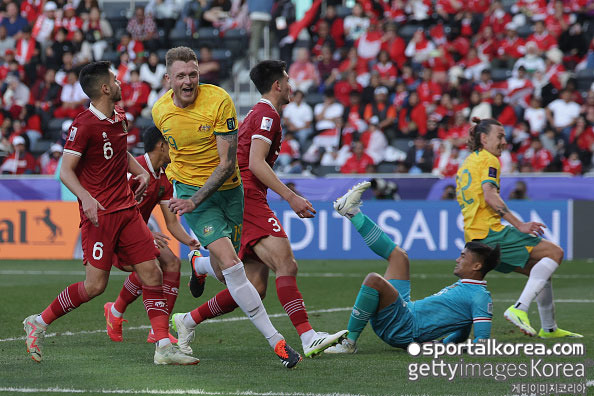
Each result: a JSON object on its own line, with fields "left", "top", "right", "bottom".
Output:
{"left": 456, "top": 117, "right": 581, "bottom": 339}
{"left": 151, "top": 47, "right": 302, "bottom": 368}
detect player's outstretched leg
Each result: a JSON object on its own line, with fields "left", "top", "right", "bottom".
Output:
{"left": 104, "top": 272, "right": 141, "bottom": 341}
{"left": 252, "top": 238, "right": 348, "bottom": 358}
{"left": 23, "top": 280, "right": 92, "bottom": 362}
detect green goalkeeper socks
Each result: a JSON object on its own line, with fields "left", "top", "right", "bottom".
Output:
{"left": 350, "top": 212, "right": 397, "bottom": 260}
{"left": 347, "top": 285, "right": 379, "bottom": 342}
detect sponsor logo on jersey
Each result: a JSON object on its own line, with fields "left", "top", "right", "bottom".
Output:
{"left": 226, "top": 118, "right": 236, "bottom": 130}
{"left": 260, "top": 117, "right": 273, "bottom": 131}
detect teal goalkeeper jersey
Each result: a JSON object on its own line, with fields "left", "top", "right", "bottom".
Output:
{"left": 410, "top": 279, "right": 493, "bottom": 343}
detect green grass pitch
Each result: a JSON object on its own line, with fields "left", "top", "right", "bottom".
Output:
{"left": 0, "top": 259, "right": 592, "bottom": 396}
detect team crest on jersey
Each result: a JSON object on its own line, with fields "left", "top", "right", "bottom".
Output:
{"left": 199, "top": 125, "right": 211, "bottom": 132}
{"left": 226, "top": 118, "right": 236, "bottom": 130}
{"left": 122, "top": 120, "right": 128, "bottom": 134}
{"left": 68, "top": 126, "right": 78, "bottom": 141}
{"left": 260, "top": 117, "right": 273, "bottom": 131}
{"left": 102, "top": 132, "right": 108, "bottom": 140}
{"left": 203, "top": 225, "right": 214, "bottom": 236}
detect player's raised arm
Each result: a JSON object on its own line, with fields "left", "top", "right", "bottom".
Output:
{"left": 482, "top": 183, "right": 545, "bottom": 236}
{"left": 60, "top": 152, "right": 104, "bottom": 226}
{"left": 127, "top": 152, "right": 150, "bottom": 199}
{"left": 249, "top": 139, "right": 315, "bottom": 218}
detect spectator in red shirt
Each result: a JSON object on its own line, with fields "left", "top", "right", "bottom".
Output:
{"left": 0, "top": 135, "right": 39, "bottom": 174}
{"left": 381, "top": 23, "right": 406, "bottom": 69}
{"left": 523, "top": 136, "right": 553, "bottom": 172}
{"left": 372, "top": 50, "right": 397, "bottom": 90}
{"left": 288, "top": 47, "right": 320, "bottom": 93}
{"left": 416, "top": 69, "right": 441, "bottom": 106}
{"left": 562, "top": 151, "right": 583, "bottom": 175}
{"left": 527, "top": 20, "right": 557, "bottom": 54}
{"left": 310, "top": 20, "right": 336, "bottom": 59}
{"left": 398, "top": 91, "right": 427, "bottom": 138}
{"left": 569, "top": 116, "right": 594, "bottom": 167}
{"left": 334, "top": 70, "right": 362, "bottom": 106}
{"left": 495, "top": 22, "right": 525, "bottom": 69}
{"left": 119, "top": 69, "right": 151, "bottom": 117}
{"left": 319, "top": 5, "right": 344, "bottom": 48}
{"left": 30, "top": 68, "right": 62, "bottom": 126}
{"left": 340, "top": 141, "right": 375, "bottom": 174}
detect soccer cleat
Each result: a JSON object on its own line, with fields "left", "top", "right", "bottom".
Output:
{"left": 303, "top": 330, "right": 349, "bottom": 358}
{"left": 104, "top": 302, "right": 127, "bottom": 342}
{"left": 503, "top": 305, "right": 536, "bottom": 336}
{"left": 324, "top": 339, "right": 358, "bottom": 354}
{"left": 188, "top": 250, "right": 207, "bottom": 298}
{"left": 154, "top": 343, "right": 199, "bottom": 365}
{"left": 537, "top": 328, "right": 583, "bottom": 339}
{"left": 171, "top": 313, "right": 195, "bottom": 355}
{"left": 23, "top": 314, "right": 46, "bottom": 363}
{"left": 274, "top": 339, "right": 302, "bottom": 368}
{"left": 147, "top": 329, "right": 179, "bottom": 344}
{"left": 334, "top": 181, "right": 371, "bottom": 217}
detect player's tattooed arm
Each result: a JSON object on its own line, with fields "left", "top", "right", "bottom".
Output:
{"left": 189, "top": 133, "right": 237, "bottom": 208}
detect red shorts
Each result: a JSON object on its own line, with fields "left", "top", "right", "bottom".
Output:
{"left": 81, "top": 206, "right": 159, "bottom": 271}
{"left": 239, "top": 187, "right": 287, "bottom": 261}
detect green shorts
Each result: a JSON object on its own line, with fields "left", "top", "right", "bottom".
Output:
{"left": 173, "top": 181, "right": 244, "bottom": 252}
{"left": 475, "top": 226, "right": 542, "bottom": 273}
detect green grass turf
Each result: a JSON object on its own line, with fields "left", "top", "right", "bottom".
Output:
{"left": 0, "top": 259, "right": 592, "bottom": 396}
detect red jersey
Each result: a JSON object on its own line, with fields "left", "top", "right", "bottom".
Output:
{"left": 237, "top": 99, "right": 282, "bottom": 194}
{"left": 63, "top": 104, "right": 136, "bottom": 219}
{"left": 130, "top": 153, "right": 173, "bottom": 223}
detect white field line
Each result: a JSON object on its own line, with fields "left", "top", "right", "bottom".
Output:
{"left": 2, "top": 269, "right": 594, "bottom": 280}
{"left": 0, "top": 388, "right": 375, "bottom": 396}
{"left": 2, "top": 298, "right": 593, "bottom": 343}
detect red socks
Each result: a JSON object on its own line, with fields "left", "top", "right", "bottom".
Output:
{"left": 190, "top": 289, "right": 238, "bottom": 324}
{"left": 41, "top": 281, "right": 90, "bottom": 325}
{"left": 276, "top": 276, "right": 312, "bottom": 335}
{"left": 162, "top": 271, "right": 180, "bottom": 316}
{"left": 142, "top": 285, "right": 169, "bottom": 341}
{"left": 114, "top": 272, "right": 143, "bottom": 314}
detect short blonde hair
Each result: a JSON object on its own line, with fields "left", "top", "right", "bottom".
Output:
{"left": 165, "top": 47, "right": 198, "bottom": 71}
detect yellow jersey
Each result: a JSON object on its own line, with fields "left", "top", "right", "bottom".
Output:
{"left": 456, "top": 149, "right": 505, "bottom": 241}
{"left": 152, "top": 84, "right": 241, "bottom": 190}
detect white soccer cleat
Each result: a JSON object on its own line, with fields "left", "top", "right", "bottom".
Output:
{"left": 171, "top": 313, "right": 195, "bottom": 355}
{"left": 334, "top": 181, "right": 371, "bottom": 217}
{"left": 154, "top": 343, "right": 199, "bottom": 365}
{"left": 303, "top": 330, "right": 349, "bottom": 358}
{"left": 324, "top": 339, "right": 357, "bottom": 354}
{"left": 23, "top": 314, "right": 46, "bottom": 363}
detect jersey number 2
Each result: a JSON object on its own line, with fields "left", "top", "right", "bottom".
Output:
{"left": 456, "top": 169, "right": 474, "bottom": 207}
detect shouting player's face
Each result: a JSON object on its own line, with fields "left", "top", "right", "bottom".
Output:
{"left": 481, "top": 125, "right": 506, "bottom": 157}
{"left": 168, "top": 60, "right": 199, "bottom": 108}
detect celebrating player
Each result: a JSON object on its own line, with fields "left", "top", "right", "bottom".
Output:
{"left": 176, "top": 60, "right": 348, "bottom": 358}
{"left": 326, "top": 181, "right": 497, "bottom": 353}
{"left": 152, "top": 47, "right": 301, "bottom": 368}
{"left": 23, "top": 61, "right": 198, "bottom": 365}
{"left": 103, "top": 126, "right": 201, "bottom": 343}
{"left": 455, "top": 117, "right": 581, "bottom": 338}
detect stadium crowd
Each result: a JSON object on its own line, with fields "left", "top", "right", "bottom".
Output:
{"left": 0, "top": 0, "right": 593, "bottom": 177}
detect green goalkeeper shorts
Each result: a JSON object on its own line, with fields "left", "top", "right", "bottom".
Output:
{"left": 475, "top": 225, "right": 542, "bottom": 273}
{"left": 173, "top": 181, "right": 244, "bottom": 253}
